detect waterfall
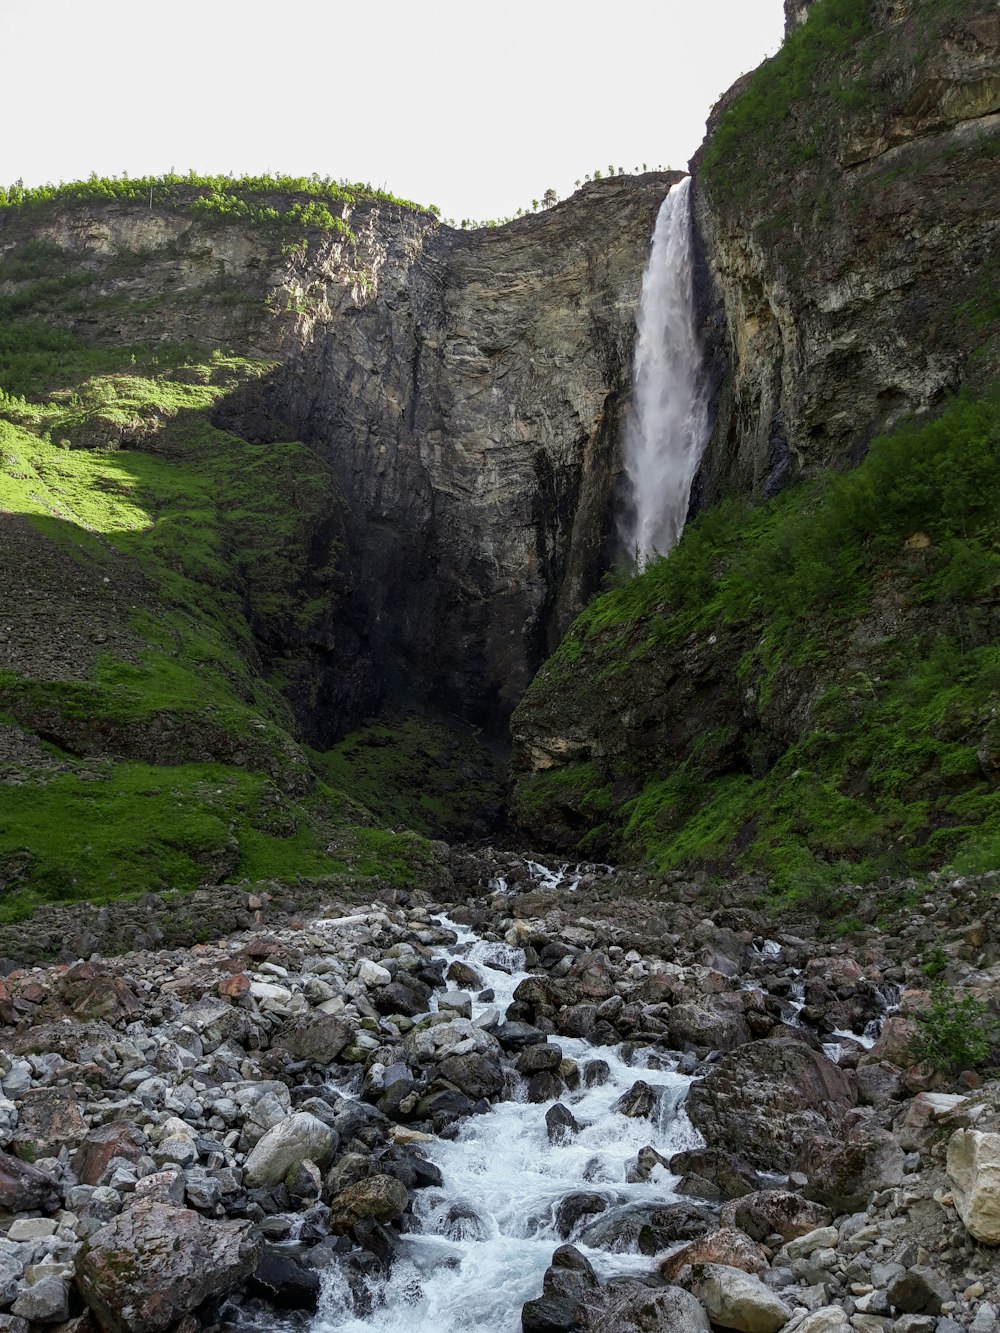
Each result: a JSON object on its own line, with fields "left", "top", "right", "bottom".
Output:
{"left": 619, "top": 176, "right": 710, "bottom": 567}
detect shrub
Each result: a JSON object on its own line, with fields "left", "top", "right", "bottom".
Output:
{"left": 913, "top": 981, "right": 1000, "bottom": 1073}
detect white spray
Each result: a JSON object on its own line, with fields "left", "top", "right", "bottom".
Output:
{"left": 619, "top": 176, "right": 710, "bottom": 566}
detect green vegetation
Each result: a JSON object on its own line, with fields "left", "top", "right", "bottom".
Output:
{"left": 0, "top": 172, "right": 437, "bottom": 243}
{"left": 913, "top": 981, "right": 1000, "bottom": 1073}
{"left": 516, "top": 395, "right": 1000, "bottom": 901}
{"left": 315, "top": 715, "right": 505, "bottom": 842}
{"left": 0, "top": 321, "right": 433, "bottom": 919}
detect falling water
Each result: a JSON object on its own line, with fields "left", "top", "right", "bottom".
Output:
{"left": 620, "top": 176, "right": 710, "bottom": 566}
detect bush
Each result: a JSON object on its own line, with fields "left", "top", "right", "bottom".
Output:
{"left": 913, "top": 981, "right": 1000, "bottom": 1073}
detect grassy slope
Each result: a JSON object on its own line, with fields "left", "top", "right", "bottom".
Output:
{"left": 0, "top": 307, "right": 436, "bottom": 921}
{"left": 512, "top": 396, "right": 1000, "bottom": 904}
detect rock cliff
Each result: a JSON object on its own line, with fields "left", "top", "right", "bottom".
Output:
{"left": 692, "top": 0, "right": 1000, "bottom": 505}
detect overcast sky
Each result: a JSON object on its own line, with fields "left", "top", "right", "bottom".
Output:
{"left": 0, "top": 0, "right": 785, "bottom": 221}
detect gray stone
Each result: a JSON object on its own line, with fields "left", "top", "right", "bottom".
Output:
{"left": 688, "top": 1263, "right": 791, "bottom": 1332}
{"left": 10, "top": 1275, "right": 70, "bottom": 1324}
{"left": 243, "top": 1112, "right": 336, "bottom": 1187}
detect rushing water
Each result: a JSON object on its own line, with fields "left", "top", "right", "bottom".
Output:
{"left": 619, "top": 175, "right": 710, "bottom": 566}
{"left": 309, "top": 914, "right": 702, "bottom": 1333}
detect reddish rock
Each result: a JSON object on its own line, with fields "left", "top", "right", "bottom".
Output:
{"left": 720, "top": 1189, "right": 833, "bottom": 1242}
{"left": 72, "top": 1121, "right": 146, "bottom": 1186}
{"left": 0, "top": 979, "right": 15, "bottom": 1024}
{"left": 12, "top": 1087, "right": 86, "bottom": 1161}
{"left": 659, "top": 1227, "right": 769, "bottom": 1281}
{"left": 218, "top": 973, "right": 251, "bottom": 1000}
{"left": 69, "top": 977, "right": 142, "bottom": 1023}
{"left": 0, "top": 1147, "right": 60, "bottom": 1212}
{"left": 243, "top": 937, "right": 278, "bottom": 961}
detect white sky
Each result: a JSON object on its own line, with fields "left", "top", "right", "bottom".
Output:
{"left": 0, "top": 0, "right": 784, "bottom": 221}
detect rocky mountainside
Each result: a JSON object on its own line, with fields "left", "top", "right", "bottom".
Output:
{"left": 0, "top": 172, "right": 674, "bottom": 911}
{"left": 511, "top": 0, "right": 1000, "bottom": 907}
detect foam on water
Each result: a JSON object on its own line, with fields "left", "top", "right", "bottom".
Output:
{"left": 309, "top": 915, "right": 702, "bottom": 1333}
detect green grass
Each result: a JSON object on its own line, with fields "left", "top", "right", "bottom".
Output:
{"left": 0, "top": 172, "right": 439, "bottom": 241}
{"left": 0, "top": 322, "right": 435, "bottom": 912}
{"left": 516, "top": 395, "right": 1000, "bottom": 899}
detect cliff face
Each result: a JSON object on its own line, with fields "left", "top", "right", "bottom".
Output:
{"left": 0, "top": 174, "right": 677, "bottom": 734}
{"left": 509, "top": 0, "right": 1000, "bottom": 895}
{"left": 691, "top": 0, "right": 1000, "bottom": 505}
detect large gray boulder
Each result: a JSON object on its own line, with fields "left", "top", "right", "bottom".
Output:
{"left": 75, "top": 1200, "right": 261, "bottom": 1332}
{"left": 948, "top": 1128, "right": 1000, "bottom": 1244}
{"left": 243, "top": 1112, "right": 337, "bottom": 1187}
{"left": 688, "top": 1263, "right": 791, "bottom": 1333}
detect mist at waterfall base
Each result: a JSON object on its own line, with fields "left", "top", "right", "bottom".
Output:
{"left": 619, "top": 176, "right": 710, "bottom": 567}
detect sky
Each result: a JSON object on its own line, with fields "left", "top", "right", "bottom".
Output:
{"left": 0, "top": 0, "right": 785, "bottom": 222}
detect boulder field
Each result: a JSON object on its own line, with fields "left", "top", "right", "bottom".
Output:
{"left": 0, "top": 852, "right": 997, "bottom": 1330}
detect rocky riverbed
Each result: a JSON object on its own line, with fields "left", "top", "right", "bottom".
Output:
{"left": 0, "top": 853, "right": 999, "bottom": 1332}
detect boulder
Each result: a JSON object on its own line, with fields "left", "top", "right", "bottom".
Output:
{"left": 243, "top": 1112, "right": 337, "bottom": 1187}
{"left": 793, "top": 1310, "right": 852, "bottom": 1333}
{"left": 667, "top": 994, "right": 751, "bottom": 1052}
{"left": 247, "top": 1246, "right": 320, "bottom": 1311}
{"left": 802, "top": 1124, "right": 905, "bottom": 1212}
{"left": 578, "top": 1200, "right": 714, "bottom": 1253}
{"left": 546, "top": 1103, "right": 580, "bottom": 1144}
{"left": 10, "top": 1275, "right": 70, "bottom": 1324}
{"left": 669, "top": 1147, "right": 759, "bottom": 1202}
{"left": 274, "top": 1013, "right": 351, "bottom": 1063}
{"left": 328, "top": 1173, "right": 409, "bottom": 1233}
{"left": 11, "top": 1087, "right": 86, "bottom": 1160}
{"left": 614, "top": 1080, "right": 660, "bottom": 1119}
{"left": 687, "top": 1263, "right": 791, "bottom": 1333}
{"left": 72, "top": 1122, "right": 145, "bottom": 1187}
{"left": 0, "top": 1148, "right": 59, "bottom": 1212}
{"left": 720, "top": 1189, "right": 832, "bottom": 1242}
{"left": 660, "top": 1228, "right": 769, "bottom": 1281}
{"left": 948, "top": 1128, "right": 1000, "bottom": 1244}
{"left": 685, "top": 1038, "right": 856, "bottom": 1171}
{"left": 886, "top": 1265, "right": 954, "bottom": 1315}
{"left": 437, "top": 1052, "right": 504, "bottom": 1100}
{"left": 580, "top": 1281, "right": 710, "bottom": 1331}
{"left": 554, "top": 1192, "right": 609, "bottom": 1239}
{"left": 75, "top": 1200, "right": 261, "bottom": 1332}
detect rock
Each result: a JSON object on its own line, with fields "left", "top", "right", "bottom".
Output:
{"left": 10, "top": 1087, "right": 86, "bottom": 1160}
{"left": 545, "top": 1103, "right": 580, "bottom": 1143}
{"left": 275, "top": 1013, "right": 351, "bottom": 1063}
{"left": 328, "top": 1173, "right": 409, "bottom": 1233}
{"left": 247, "top": 1246, "right": 320, "bottom": 1311}
{"left": 520, "top": 1294, "right": 581, "bottom": 1331}
{"left": 517, "top": 1043, "right": 563, "bottom": 1074}
{"left": 578, "top": 1201, "right": 714, "bottom": 1252}
{"left": 495, "top": 1021, "right": 547, "bottom": 1052}
{"left": 554, "top": 1192, "right": 609, "bottom": 1239}
{"left": 614, "top": 1080, "right": 659, "bottom": 1119}
{"left": 372, "top": 976, "right": 432, "bottom": 1017}
{"left": 0, "top": 1148, "right": 59, "bottom": 1212}
{"left": 687, "top": 1263, "right": 791, "bottom": 1333}
{"left": 437, "top": 1051, "right": 504, "bottom": 1100}
{"left": 719, "top": 1189, "right": 832, "bottom": 1242}
{"left": 669, "top": 1147, "right": 759, "bottom": 1201}
{"left": 947, "top": 1127, "right": 1000, "bottom": 1244}
{"left": 660, "top": 1228, "right": 770, "bottom": 1281}
{"left": 438, "top": 991, "right": 473, "bottom": 1019}
{"left": 792, "top": 1309, "right": 853, "bottom": 1333}
{"left": 244, "top": 1112, "right": 337, "bottom": 1187}
{"left": 802, "top": 1124, "right": 906, "bottom": 1213}
{"left": 446, "top": 960, "right": 482, "bottom": 989}
{"left": 855, "top": 1061, "right": 904, "bottom": 1107}
{"left": 685, "top": 1039, "right": 856, "bottom": 1171}
{"left": 667, "top": 994, "right": 751, "bottom": 1052}
{"left": 72, "top": 1122, "right": 145, "bottom": 1186}
{"left": 886, "top": 1265, "right": 954, "bottom": 1315}
{"left": 10, "top": 1275, "right": 70, "bottom": 1324}
{"left": 580, "top": 1281, "right": 711, "bottom": 1331}
{"left": 358, "top": 960, "right": 391, "bottom": 987}
{"left": 781, "top": 1225, "right": 840, "bottom": 1259}
{"left": 75, "top": 1200, "right": 261, "bottom": 1332}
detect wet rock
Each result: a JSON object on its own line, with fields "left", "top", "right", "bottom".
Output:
{"left": 527, "top": 1070, "right": 564, "bottom": 1103}
{"left": 521, "top": 1294, "right": 582, "bottom": 1332}
{"left": 328, "top": 1173, "right": 409, "bottom": 1233}
{"left": 669, "top": 1147, "right": 759, "bottom": 1202}
{"left": 947, "top": 1127, "right": 1000, "bottom": 1244}
{"left": 687, "top": 1262, "right": 791, "bottom": 1333}
{"left": 372, "top": 976, "right": 432, "bottom": 1017}
{"left": 247, "top": 1246, "right": 321, "bottom": 1311}
{"left": 446, "top": 960, "right": 482, "bottom": 989}
{"left": 517, "top": 1043, "right": 563, "bottom": 1074}
{"left": 495, "top": 1021, "right": 547, "bottom": 1052}
{"left": 554, "top": 1192, "right": 609, "bottom": 1239}
{"left": 578, "top": 1200, "right": 714, "bottom": 1252}
{"left": 660, "top": 1227, "right": 770, "bottom": 1281}
{"left": 614, "top": 1080, "right": 659, "bottom": 1119}
{"left": 543, "top": 1243, "right": 598, "bottom": 1304}
{"left": 244, "top": 1112, "right": 338, "bottom": 1187}
{"left": 0, "top": 1148, "right": 59, "bottom": 1212}
{"left": 437, "top": 1052, "right": 505, "bottom": 1100}
{"left": 685, "top": 1038, "right": 856, "bottom": 1171}
{"left": 75, "top": 1200, "right": 261, "bottom": 1332}
{"left": 581, "top": 1059, "right": 609, "bottom": 1087}
{"left": 720, "top": 1189, "right": 832, "bottom": 1242}
{"left": 545, "top": 1103, "right": 580, "bottom": 1143}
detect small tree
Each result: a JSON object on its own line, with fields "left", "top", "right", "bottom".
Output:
{"left": 542, "top": 188, "right": 557, "bottom": 208}
{"left": 531, "top": 199, "right": 539, "bottom": 211}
